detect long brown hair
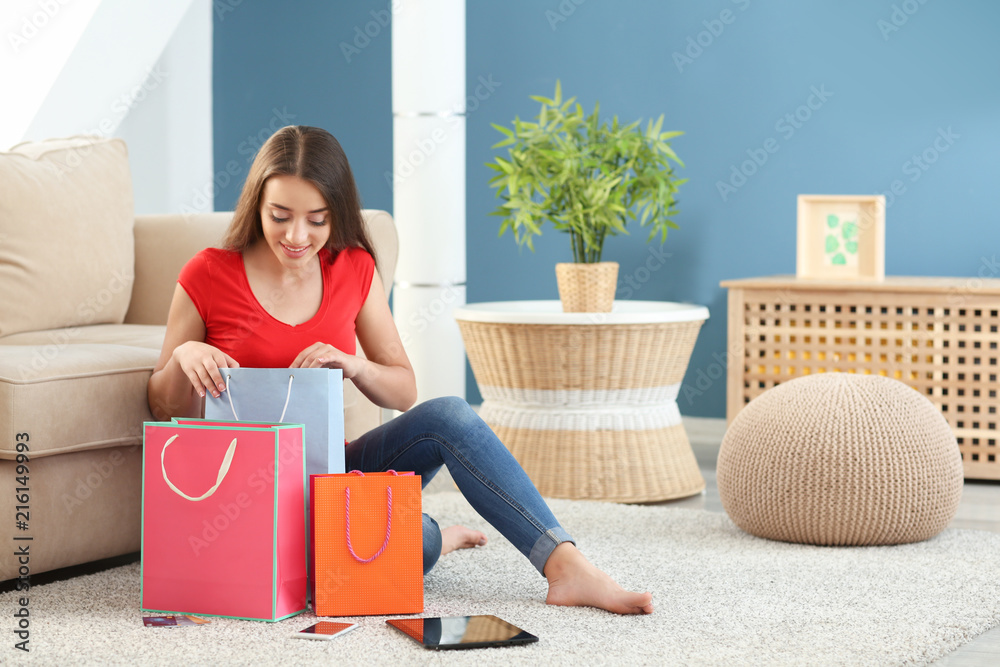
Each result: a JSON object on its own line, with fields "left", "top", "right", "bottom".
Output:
{"left": 223, "top": 126, "right": 377, "bottom": 263}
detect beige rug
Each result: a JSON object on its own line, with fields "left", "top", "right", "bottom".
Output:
{"left": 4, "top": 492, "right": 1000, "bottom": 666}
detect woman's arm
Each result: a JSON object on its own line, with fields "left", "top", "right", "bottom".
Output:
{"left": 290, "top": 268, "right": 417, "bottom": 411}
{"left": 148, "top": 284, "right": 240, "bottom": 421}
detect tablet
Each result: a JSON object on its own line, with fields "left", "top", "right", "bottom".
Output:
{"left": 386, "top": 615, "right": 538, "bottom": 650}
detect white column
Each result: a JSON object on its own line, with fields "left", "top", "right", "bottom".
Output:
{"left": 391, "top": 1, "right": 466, "bottom": 404}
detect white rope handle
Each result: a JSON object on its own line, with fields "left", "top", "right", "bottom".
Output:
{"left": 225, "top": 373, "right": 294, "bottom": 422}
{"left": 160, "top": 434, "right": 238, "bottom": 502}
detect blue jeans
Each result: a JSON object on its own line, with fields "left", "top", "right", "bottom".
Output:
{"left": 346, "top": 396, "right": 575, "bottom": 576}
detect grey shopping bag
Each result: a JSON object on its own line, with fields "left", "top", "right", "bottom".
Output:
{"left": 205, "top": 367, "right": 345, "bottom": 478}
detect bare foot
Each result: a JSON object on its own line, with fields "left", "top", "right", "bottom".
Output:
{"left": 544, "top": 543, "right": 653, "bottom": 615}
{"left": 440, "top": 525, "right": 488, "bottom": 557}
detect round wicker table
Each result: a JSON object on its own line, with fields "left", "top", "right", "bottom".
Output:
{"left": 454, "top": 300, "right": 709, "bottom": 503}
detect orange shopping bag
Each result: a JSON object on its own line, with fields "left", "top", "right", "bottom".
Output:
{"left": 311, "top": 471, "right": 423, "bottom": 616}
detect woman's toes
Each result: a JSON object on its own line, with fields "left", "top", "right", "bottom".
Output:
{"left": 543, "top": 544, "right": 654, "bottom": 615}
{"left": 440, "top": 525, "right": 488, "bottom": 556}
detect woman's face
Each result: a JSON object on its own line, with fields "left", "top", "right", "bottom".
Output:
{"left": 258, "top": 174, "right": 332, "bottom": 269}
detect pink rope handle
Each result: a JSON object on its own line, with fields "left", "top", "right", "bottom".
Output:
{"left": 344, "top": 470, "right": 399, "bottom": 563}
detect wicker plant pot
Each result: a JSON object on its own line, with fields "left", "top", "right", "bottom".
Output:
{"left": 555, "top": 262, "right": 618, "bottom": 312}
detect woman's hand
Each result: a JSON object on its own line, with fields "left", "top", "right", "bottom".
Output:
{"left": 291, "top": 342, "right": 365, "bottom": 379}
{"left": 171, "top": 341, "right": 240, "bottom": 399}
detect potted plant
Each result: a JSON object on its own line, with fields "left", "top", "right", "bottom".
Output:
{"left": 486, "top": 81, "right": 687, "bottom": 312}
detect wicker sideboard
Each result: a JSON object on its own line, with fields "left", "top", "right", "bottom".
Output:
{"left": 721, "top": 275, "right": 1000, "bottom": 480}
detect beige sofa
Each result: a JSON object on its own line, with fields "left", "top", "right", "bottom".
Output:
{"left": 0, "top": 136, "right": 398, "bottom": 581}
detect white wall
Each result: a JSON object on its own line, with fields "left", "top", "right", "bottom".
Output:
{"left": 0, "top": 0, "right": 103, "bottom": 150}
{"left": 0, "top": 0, "right": 213, "bottom": 216}
{"left": 117, "top": 0, "right": 213, "bottom": 215}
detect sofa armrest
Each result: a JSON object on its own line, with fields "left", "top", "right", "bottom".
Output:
{"left": 347, "top": 210, "right": 399, "bottom": 440}
{"left": 126, "top": 210, "right": 395, "bottom": 326}
{"left": 124, "top": 213, "right": 233, "bottom": 325}
{"left": 363, "top": 209, "right": 398, "bottom": 296}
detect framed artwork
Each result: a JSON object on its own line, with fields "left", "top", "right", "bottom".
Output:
{"left": 796, "top": 195, "right": 885, "bottom": 280}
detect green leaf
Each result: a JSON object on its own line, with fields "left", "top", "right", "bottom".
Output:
{"left": 491, "top": 123, "right": 514, "bottom": 138}
{"left": 650, "top": 114, "right": 663, "bottom": 138}
{"left": 484, "top": 80, "right": 685, "bottom": 261}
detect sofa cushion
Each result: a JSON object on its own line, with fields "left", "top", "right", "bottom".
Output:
{"left": 126, "top": 212, "right": 232, "bottom": 326}
{"left": 0, "top": 343, "right": 157, "bottom": 459}
{"left": 0, "top": 323, "right": 165, "bottom": 349}
{"left": 0, "top": 135, "right": 135, "bottom": 337}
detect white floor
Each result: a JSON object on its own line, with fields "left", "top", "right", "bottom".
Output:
{"left": 427, "top": 415, "right": 1000, "bottom": 665}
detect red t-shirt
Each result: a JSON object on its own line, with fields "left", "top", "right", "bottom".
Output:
{"left": 178, "top": 247, "right": 375, "bottom": 368}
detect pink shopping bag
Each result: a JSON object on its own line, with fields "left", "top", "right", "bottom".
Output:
{"left": 141, "top": 419, "right": 307, "bottom": 621}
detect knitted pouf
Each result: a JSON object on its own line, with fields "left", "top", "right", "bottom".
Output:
{"left": 717, "top": 373, "right": 964, "bottom": 546}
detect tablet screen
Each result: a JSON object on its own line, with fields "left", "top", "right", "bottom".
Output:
{"left": 386, "top": 615, "right": 538, "bottom": 650}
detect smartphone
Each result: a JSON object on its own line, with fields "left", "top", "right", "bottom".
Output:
{"left": 293, "top": 621, "right": 359, "bottom": 641}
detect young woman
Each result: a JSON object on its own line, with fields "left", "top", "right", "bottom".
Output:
{"left": 148, "top": 125, "right": 653, "bottom": 615}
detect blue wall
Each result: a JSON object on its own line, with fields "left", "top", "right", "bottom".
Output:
{"left": 214, "top": 0, "right": 1000, "bottom": 418}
